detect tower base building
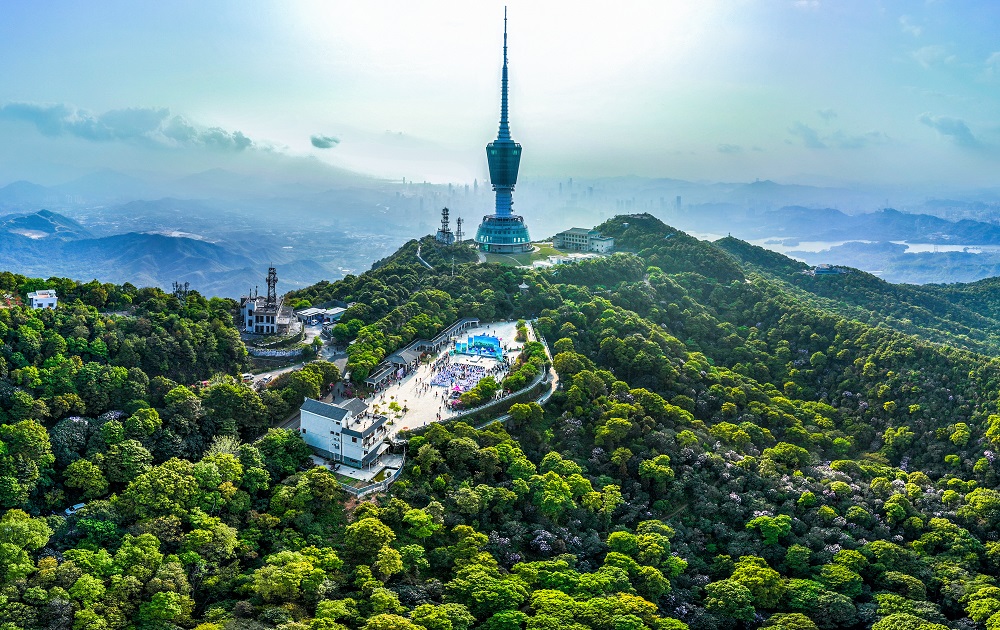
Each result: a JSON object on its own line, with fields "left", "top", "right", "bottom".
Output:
{"left": 475, "top": 214, "right": 532, "bottom": 253}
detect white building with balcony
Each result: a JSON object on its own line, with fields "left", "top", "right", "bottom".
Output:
{"left": 299, "top": 398, "right": 389, "bottom": 469}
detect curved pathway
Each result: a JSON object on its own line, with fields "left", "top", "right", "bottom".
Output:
{"left": 415, "top": 244, "right": 434, "bottom": 270}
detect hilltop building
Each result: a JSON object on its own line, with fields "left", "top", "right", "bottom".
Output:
{"left": 240, "top": 266, "right": 291, "bottom": 334}
{"left": 299, "top": 398, "right": 389, "bottom": 469}
{"left": 27, "top": 289, "right": 57, "bottom": 309}
{"left": 295, "top": 307, "right": 346, "bottom": 324}
{"left": 553, "top": 228, "right": 615, "bottom": 253}
{"left": 807, "top": 264, "right": 848, "bottom": 276}
{"left": 475, "top": 11, "right": 532, "bottom": 254}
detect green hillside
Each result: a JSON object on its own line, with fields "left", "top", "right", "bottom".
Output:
{"left": 716, "top": 235, "right": 1000, "bottom": 356}
{"left": 6, "top": 216, "right": 1000, "bottom": 629}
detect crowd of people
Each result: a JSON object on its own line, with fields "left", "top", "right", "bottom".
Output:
{"left": 430, "top": 359, "right": 489, "bottom": 390}
{"left": 322, "top": 326, "right": 525, "bottom": 430}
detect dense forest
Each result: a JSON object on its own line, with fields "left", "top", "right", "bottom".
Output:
{"left": 7, "top": 217, "right": 1000, "bottom": 629}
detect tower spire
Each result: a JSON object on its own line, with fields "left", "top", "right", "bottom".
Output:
{"left": 498, "top": 6, "right": 510, "bottom": 141}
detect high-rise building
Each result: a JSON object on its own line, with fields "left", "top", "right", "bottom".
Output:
{"left": 475, "top": 10, "right": 532, "bottom": 253}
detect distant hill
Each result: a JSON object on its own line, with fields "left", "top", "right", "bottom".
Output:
{"left": 0, "top": 209, "right": 346, "bottom": 296}
{"left": 0, "top": 180, "right": 74, "bottom": 211}
{"left": 0, "top": 208, "right": 92, "bottom": 240}
{"left": 53, "top": 168, "right": 160, "bottom": 202}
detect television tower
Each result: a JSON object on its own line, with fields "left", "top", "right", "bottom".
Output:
{"left": 474, "top": 8, "right": 532, "bottom": 253}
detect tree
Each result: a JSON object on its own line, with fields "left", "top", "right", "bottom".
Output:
{"left": 0, "top": 509, "right": 52, "bottom": 582}
{"left": 0, "top": 419, "right": 54, "bottom": 507}
{"left": 509, "top": 403, "right": 544, "bottom": 429}
{"left": 444, "top": 564, "right": 528, "bottom": 618}
{"left": 69, "top": 574, "right": 106, "bottom": 606}
{"left": 251, "top": 547, "right": 342, "bottom": 603}
{"left": 961, "top": 488, "right": 1000, "bottom": 527}
{"left": 105, "top": 439, "right": 153, "bottom": 484}
{"left": 871, "top": 613, "right": 947, "bottom": 630}
{"left": 704, "top": 579, "right": 754, "bottom": 622}
{"left": 257, "top": 428, "right": 313, "bottom": 479}
{"left": 817, "top": 564, "right": 862, "bottom": 598}
{"left": 730, "top": 556, "right": 784, "bottom": 609}
{"left": 746, "top": 515, "right": 792, "bottom": 545}
{"left": 64, "top": 458, "right": 109, "bottom": 499}
{"left": 533, "top": 472, "right": 575, "bottom": 522}
{"left": 638, "top": 455, "right": 674, "bottom": 491}
{"left": 410, "top": 603, "right": 475, "bottom": 630}
{"left": 783, "top": 545, "right": 812, "bottom": 577}
{"left": 203, "top": 382, "right": 268, "bottom": 438}
{"left": 404, "top": 508, "right": 441, "bottom": 540}
{"left": 182, "top": 511, "right": 239, "bottom": 562}
{"left": 375, "top": 545, "right": 404, "bottom": 581}
{"left": 125, "top": 407, "right": 161, "bottom": 438}
{"left": 447, "top": 438, "right": 480, "bottom": 470}
{"left": 763, "top": 613, "right": 819, "bottom": 630}
{"left": 762, "top": 442, "right": 810, "bottom": 470}
{"left": 344, "top": 518, "right": 396, "bottom": 560}
{"left": 120, "top": 458, "right": 200, "bottom": 520}
{"left": 136, "top": 591, "right": 195, "bottom": 628}
{"left": 364, "top": 614, "right": 421, "bottom": 630}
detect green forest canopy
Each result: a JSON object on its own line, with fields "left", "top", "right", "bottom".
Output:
{"left": 6, "top": 217, "right": 1000, "bottom": 628}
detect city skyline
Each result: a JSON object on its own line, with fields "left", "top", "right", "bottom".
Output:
{"left": 0, "top": 1, "right": 999, "bottom": 189}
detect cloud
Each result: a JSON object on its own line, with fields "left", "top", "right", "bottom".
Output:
{"left": 310, "top": 134, "right": 341, "bottom": 149}
{"left": 986, "top": 52, "right": 1000, "bottom": 77}
{"left": 827, "top": 130, "right": 891, "bottom": 149}
{"left": 918, "top": 112, "right": 980, "bottom": 148}
{"left": 817, "top": 109, "right": 837, "bottom": 122}
{"left": 0, "top": 102, "right": 255, "bottom": 151}
{"left": 789, "top": 122, "right": 890, "bottom": 149}
{"left": 899, "top": 15, "right": 922, "bottom": 37}
{"left": 911, "top": 45, "right": 955, "bottom": 68}
{"left": 716, "top": 143, "right": 742, "bottom": 154}
{"left": 788, "top": 122, "right": 826, "bottom": 149}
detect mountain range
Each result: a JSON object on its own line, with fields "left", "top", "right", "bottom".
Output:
{"left": 0, "top": 208, "right": 397, "bottom": 297}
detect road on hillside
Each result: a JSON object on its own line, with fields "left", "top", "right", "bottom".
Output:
{"left": 251, "top": 362, "right": 304, "bottom": 387}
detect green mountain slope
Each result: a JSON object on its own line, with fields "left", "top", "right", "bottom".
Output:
{"left": 7, "top": 216, "right": 1000, "bottom": 629}
{"left": 716, "top": 234, "right": 1000, "bottom": 356}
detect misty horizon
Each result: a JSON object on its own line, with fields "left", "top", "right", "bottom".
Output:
{"left": 1, "top": 1, "right": 998, "bottom": 189}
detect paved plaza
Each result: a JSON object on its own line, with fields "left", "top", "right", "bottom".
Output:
{"left": 332, "top": 320, "right": 526, "bottom": 442}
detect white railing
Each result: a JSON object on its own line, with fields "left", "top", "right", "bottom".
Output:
{"left": 338, "top": 462, "right": 406, "bottom": 497}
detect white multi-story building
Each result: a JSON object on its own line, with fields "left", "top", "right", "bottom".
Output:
{"left": 553, "top": 228, "right": 615, "bottom": 253}
{"left": 240, "top": 295, "right": 291, "bottom": 335}
{"left": 299, "top": 398, "right": 389, "bottom": 469}
{"left": 27, "top": 289, "right": 58, "bottom": 310}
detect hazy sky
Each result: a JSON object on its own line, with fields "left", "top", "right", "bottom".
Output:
{"left": 1, "top": 0, "right": 999, "bottom": 187}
